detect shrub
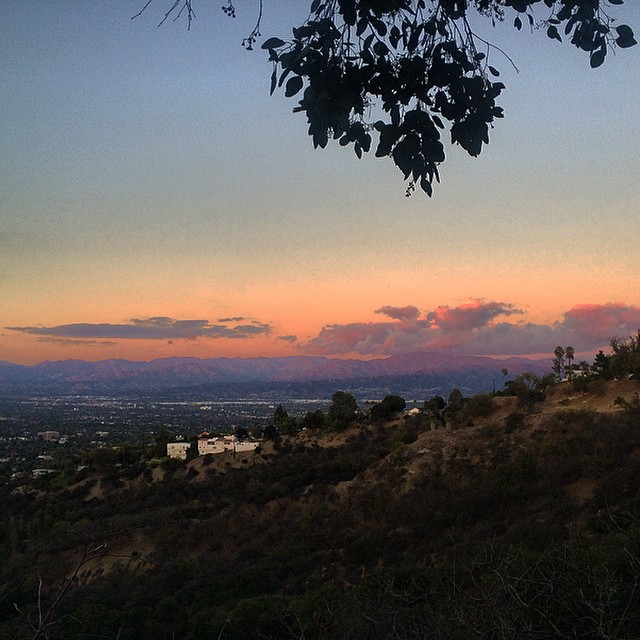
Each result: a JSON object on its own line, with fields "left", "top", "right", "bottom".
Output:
{"left": 461, "top": 393, "right": 495, "bottom": 421}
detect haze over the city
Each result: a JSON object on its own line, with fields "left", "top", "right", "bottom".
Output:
{"left": 2, "top": 1, "right": 639, "bottom": 366}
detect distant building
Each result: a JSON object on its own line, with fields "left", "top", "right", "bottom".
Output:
{"left": 166, "top": 442, "right": 192, "bottom": 460}
{"left": 32, "top": 468, "right": 55, "bottom": 478}
{"left": 197, "top": 434, "right": 259, "bottom": 456}
{"left": 38, "top": 430, "right": 60, "bottom": 442}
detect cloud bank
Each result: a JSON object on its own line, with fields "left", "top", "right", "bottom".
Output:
{"left": 8, "top": 317, "right": 272, "bottom": 341}
{"left": 303, "top": 301, "right": 640, "bottom": 357}
{"left": 7, "top": 302, "right": 640, "bottom": 358}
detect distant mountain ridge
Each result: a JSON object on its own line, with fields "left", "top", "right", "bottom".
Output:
{"left": 0, "top": 352, "right": 550, "bottom": 398}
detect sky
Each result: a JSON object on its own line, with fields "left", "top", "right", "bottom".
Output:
{"left": 1, "top": 1, "right": 639, "bottom": 366}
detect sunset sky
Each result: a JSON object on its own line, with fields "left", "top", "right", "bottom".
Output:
{"left": 2, "top": 1, "right": 639, "bottom": 366}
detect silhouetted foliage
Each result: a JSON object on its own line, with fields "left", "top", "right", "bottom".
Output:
{"left": 273, "top": 403, "right": 299, "bottom": 434}
{"left": 460, "top": 392, "right": 495, "bottom": 422}
{"left": 327, "top": 390, "right": 358, "bottom": 429}
{"left": 138, "top": 0, "right": 636, "bottom": 195}
{"left": 609, "top": 330, "right": 640, "bottom": 379}
{"left": 504, "top": 372, "right": 545, "bottom": 408}
{"left": 369, "top": 394, "right": 406, "bottom": 421}
{"left": 299, "top": 408, "right": 327, "bottom": 430}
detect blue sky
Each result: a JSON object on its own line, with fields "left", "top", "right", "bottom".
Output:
{"left": 1, "top": 1, "right": 639, "bottom": 364}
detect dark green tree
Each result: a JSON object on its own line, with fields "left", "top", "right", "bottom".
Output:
{"left": 565, "top": 345, "right": 575, "bottom": 380}
{"left": 299, "top": 409, "right": 327, "bottom": 430}
{"left": 140, "top": 1, "right": 636, "bottom": 195}
{"left": 369, "top": 394, "right": 406, "bottom": 421}
{"left": 154, "top": 426, "right": 174, "bottom": 457}
{"left": 552, "top": 345, "right": 565, "bottom": 381}
{"left": 328, "top": 391, "right": 358, "bottom": 429}
{"left": 609, "top": 331, "right": 640, "bottom": 378}
{"left": 234, "top": 425, "right": 250, "bottom": 442}
{"left": 505, "top": 372, "right": 545, "bottom": 409}
{"left": 447, "top": 388, "right": 465, "bottom": 411}
{"left": 593, "top": 349, "right": 612, "bottom": 379}
{"left": 273, "top": 404, "right": 298, "bottom": 434}
{"left": 424, "top": 395, "right": 445, "bottom": 414}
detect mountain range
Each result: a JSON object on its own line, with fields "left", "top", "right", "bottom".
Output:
{"left": 0, "top": 352, "right": 551, "bottom": 399}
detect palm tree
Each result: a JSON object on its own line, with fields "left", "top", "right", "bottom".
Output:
{"left": 553, "top": 346, "right": 565, "bottom": 381}
{"left": 565, "top": 346, "right": 575, "bottom": 380}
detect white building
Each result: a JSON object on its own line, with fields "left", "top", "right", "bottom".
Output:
{"left": 197, "top": 434, "right": 259, "bottom": 456}
{"left": 166, "top": 442, "right": 192, "bottom": 460}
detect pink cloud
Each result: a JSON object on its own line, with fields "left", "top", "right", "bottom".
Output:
{"left": 562, "top": 303, "right": 640, "bottom": 343}
{"left": 427, "top": 300, "right": 522, "bottom": 331}
{"left": 304, "top": 300, "right": 523, "bottom": 356}
{"left": 302, "top": 301, "right": 640, "bottom": 357}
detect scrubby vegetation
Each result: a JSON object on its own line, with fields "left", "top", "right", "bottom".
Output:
{"left": 1, "top": 374, "right": 640, "bottom": 639}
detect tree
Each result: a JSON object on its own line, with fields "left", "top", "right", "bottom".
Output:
{"left": 369, "top": 394, "right": 406, "bottom": 421}
{"left": 139, "top": 1, "right": 636, "bottom": 195}
{"left": 565, "top": 345, "right": 575, "bottom": 380}
{"left": 234, "top": 425, "right": 250, "bottom": 441}
{"left": 154, "top": 426, "right": 174, "bottom": 457}
{"left": 299, "top": 409, "right": 327, "bottom": 430}
{"left": 593, "top": 349, "right": 611, "bottom": 379}
{"left": 447, "top": 388, "right": 464, "bottom": 411}
{"left": 424, "top": 395, "right": 445, "bottom": 414}
{"left": 327, "top": 390, "right": 358, "bottom": 429}
{"left": 552, "top": 345, "right": 565, "bottom": 381}
{"left": 609, "top": 331, "right": 640, "bottom": 378}
{"left": 504, "top": 372, "right": 546, "bottom": 408}
{"left": 273, "top": 404, "right": 298, "bottom": 434}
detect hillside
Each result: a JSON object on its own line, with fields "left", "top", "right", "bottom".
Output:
{"left": 1, "top": 378, "right": 639, "bottom": 639}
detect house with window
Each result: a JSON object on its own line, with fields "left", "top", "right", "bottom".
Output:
{"left": 197, "top": 434, "right": 259, "bottom": 456}
{"left": 166, "top": 442, "right": 192, "bottom": 460}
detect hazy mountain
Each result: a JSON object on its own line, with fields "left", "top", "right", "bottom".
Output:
{"left": 0, "top": 353, "right": 550, "bottom": 398}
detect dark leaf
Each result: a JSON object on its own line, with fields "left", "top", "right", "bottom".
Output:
{"left": 338, "top": 0, "right": 356, "bottom": 26}
{"left": 616, "top": 35, "right": 637, "bottom": 48}
{"left": 284, "top": 75, "right": 304, "bottom": 97}
{"left": 269, "top": 68, "right": 277, "bottom": 95}
{"left": 616, "top": 25, "right": 637, "bottom": 48}
{"left": 372, "top": 18, "right": 387, "bottom": 37}
{"left": 361, "top": 132, "right": 371, "bottom": 153}
{"left": 488, "top": 66, "right": 500, "bottom": 77}
{"left": 261, "top": 37, "right": 286, "bottom": 50}
{"left": 420, "top": 176, "right": 433, "bottom": 196}
{"left": 514, "top": 16, "right": 522, "bottom": 31}
{"left": 590, "top": 48, "right": 606, "bottom": 68}
{"left": 546, "top": 25, "right": 561, "bottom": 42}
{"left": 373, "top": 41, "right": 389, "bottom": 57}
{"left": 278, "top": 68, "right": 291, "bottom": 88}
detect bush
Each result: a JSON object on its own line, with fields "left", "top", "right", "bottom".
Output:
{"left": 461, "top": 393, "right": 495, "bottom": 422}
